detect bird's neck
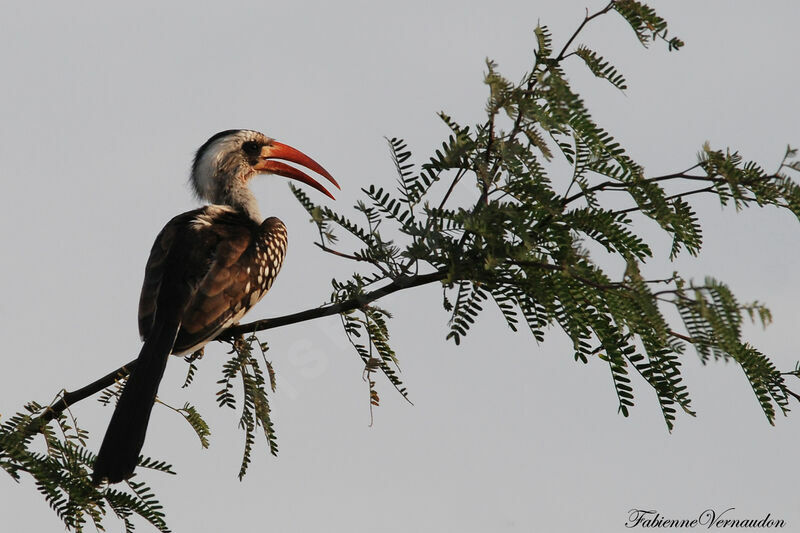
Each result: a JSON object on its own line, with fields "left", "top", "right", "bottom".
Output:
{"left": 218, "top": 185, "right": 262, "bottom": 222}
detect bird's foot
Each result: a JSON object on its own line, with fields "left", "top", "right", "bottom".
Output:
{"left": 184, "top": 347, "right": 204, "bottom": 363}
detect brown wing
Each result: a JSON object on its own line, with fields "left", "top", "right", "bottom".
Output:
{"left": 137, "top": 209, "right": 205, "bottom": 342}
{"left": 175, "top": 216, "right": 287, "bottom": 353}
{"left": 138, "top": 205, "right": 268, "bottom": 354}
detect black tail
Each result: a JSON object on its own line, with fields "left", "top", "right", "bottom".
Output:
{"left": 92, "top": 318, "right": 180, "bottom": 484}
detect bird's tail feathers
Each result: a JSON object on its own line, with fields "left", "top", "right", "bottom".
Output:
{"left": 91, "top": 318, "right": 180, "bottom": 485}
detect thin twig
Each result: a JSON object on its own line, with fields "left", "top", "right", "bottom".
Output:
{"left": 556, "top": 2, "right": 616, "bottom": 62}
{"left": 314, "top": 242, "right": 393, "bottom": 278}
{"left": 395, "top": 165, "right": 469, "bottom": 277}
{"left": 611, "top": 186, "right": 716, "bottom": 215}
{"left": 668, "top": 330, "right": 694, "bottom": 344}
{"left": 561, "top": 163, "right": 705, "bottom": 206}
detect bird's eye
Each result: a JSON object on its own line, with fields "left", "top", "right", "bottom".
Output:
{"left": 242, "top": 141, "right": 261, "bottom": 156}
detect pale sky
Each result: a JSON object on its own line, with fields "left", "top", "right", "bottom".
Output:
{"left": 1, "top": 1, "right": 799, "bottom": 532}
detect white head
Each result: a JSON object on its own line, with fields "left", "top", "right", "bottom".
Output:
{"left": 190, "top": 129, "right": 339, "bottom": 220}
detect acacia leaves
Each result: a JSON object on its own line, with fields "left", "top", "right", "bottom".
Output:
{"left": 293, "top": 0, "right": 800, "bottom": 431}
{"left": 217, "top": 335, "right": 279, "bottom": 479}
{"left": 0, "top": 403, "right": 173, "bottom": 532}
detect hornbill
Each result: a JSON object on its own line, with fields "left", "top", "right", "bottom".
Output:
{"left": 92, "top": 130, "right": 338, "bottom": 484}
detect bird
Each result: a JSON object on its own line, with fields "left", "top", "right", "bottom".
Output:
{"left": 91, "top": 129, "right": 338, "bottom": 484}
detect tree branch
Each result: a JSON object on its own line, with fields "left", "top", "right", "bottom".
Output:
{"left": 612, "top": 185, "right": 717, "bottom": 215}
{"left": 561, "top": 164, "right": 706, "bottom": 206}
{"left": 556, "top": 1, "right": 616, "bottom": 61}
{"left": 224, "top": 270, "right": 446, "bottom": 337}
{"left": 606, "top": 173, "right": 780, "bottom": 215}
{"left": 27, "top": 270, "right": 448, "bottom": 434}
{"left": 314, "top": 242, "right": 393, "bottom": 278}
{"left": 25, "top": 364, "right": 132, "bottom": 434}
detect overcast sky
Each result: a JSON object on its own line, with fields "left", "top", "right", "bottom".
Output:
{"left": 1, "top": 1, "right": 799, "bottom": 532}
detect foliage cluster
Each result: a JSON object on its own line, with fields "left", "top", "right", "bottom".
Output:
{"left": 295, "top": 4, "right": 800, "bottom": 430}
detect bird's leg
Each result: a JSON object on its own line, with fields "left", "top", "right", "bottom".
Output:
{"left": 231, "top": 333, "right": 249, "bottom": 353}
